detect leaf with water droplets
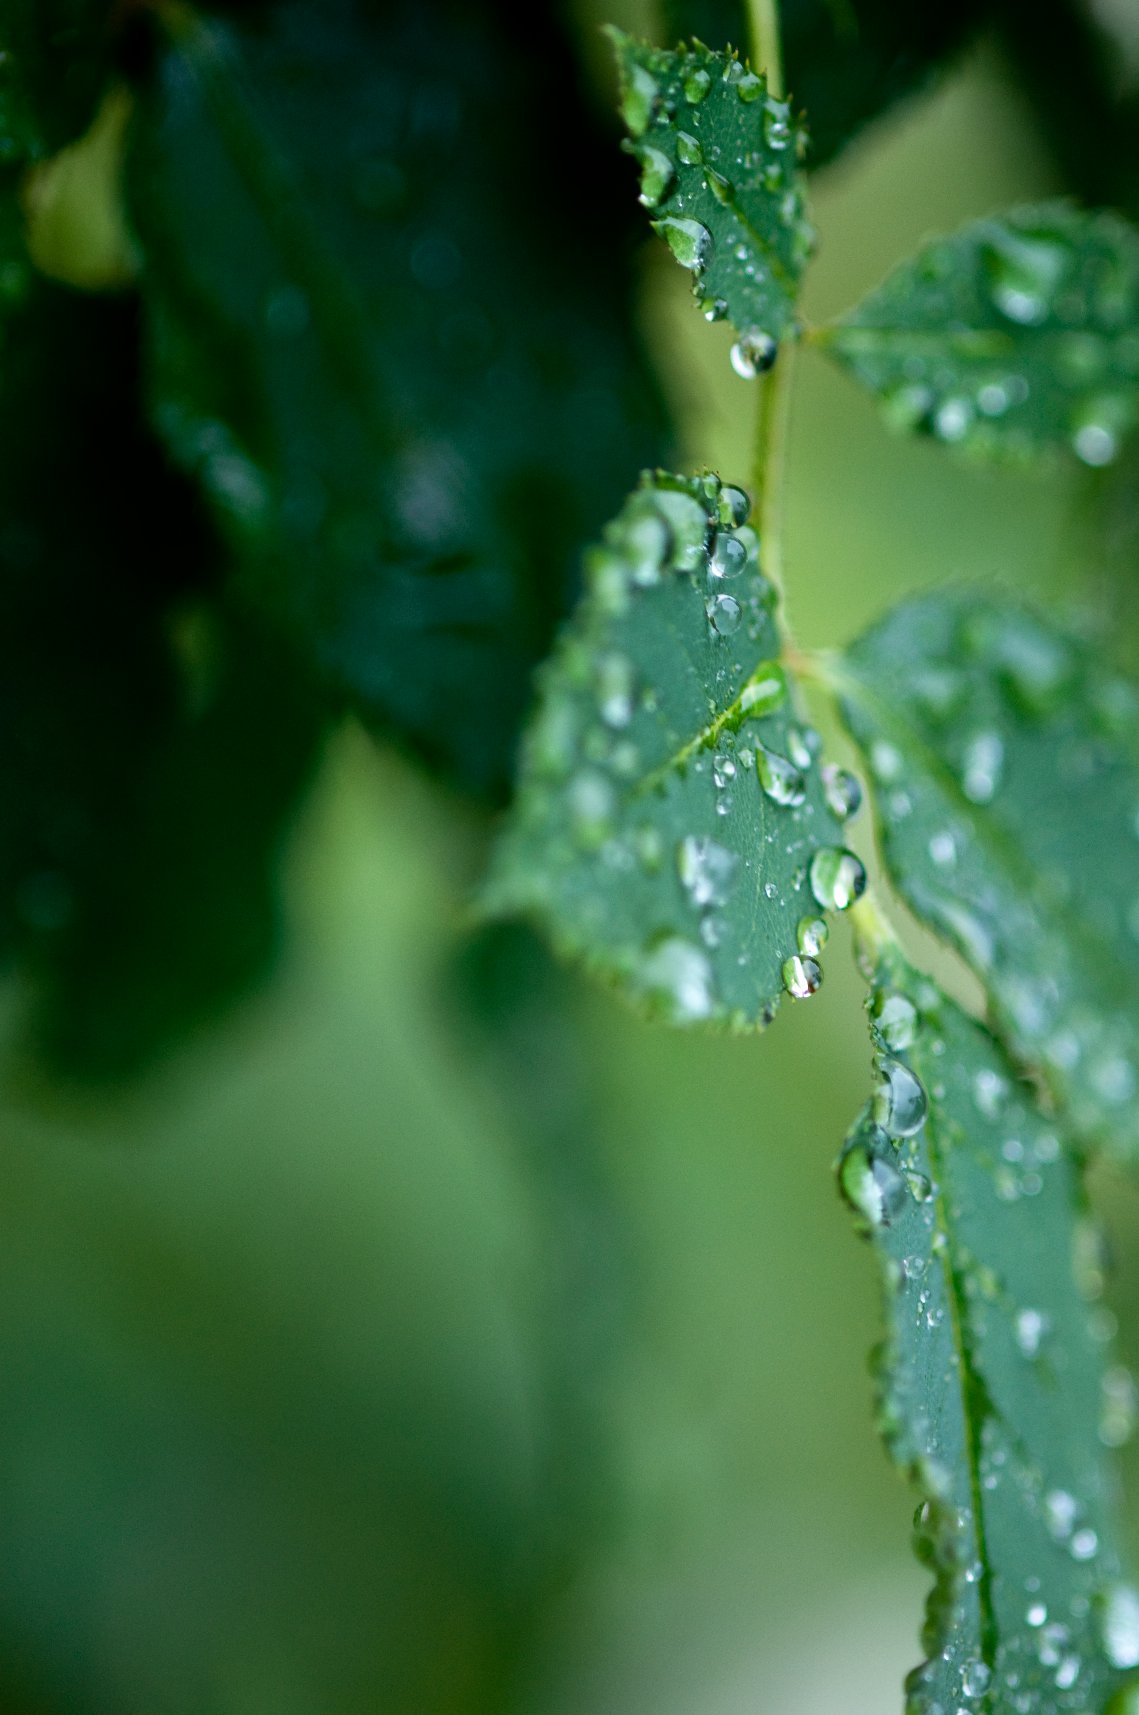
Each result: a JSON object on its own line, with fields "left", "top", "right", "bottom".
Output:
{"left": 127, "top": 0, "right": 665, "bottom": 799}
{"left": 844, "top": 936, "right": 1139, "bottom": 1715}
{"left": 837, "top": 589, "right": 1139, "bottom": 1160}
{"left": 609, "top": 31, "right": 811, "bottom": 348}
{"left": 485, "top": 471, "right": 860, "bottom": 1027}
{"left": 821, "top": 202, "right": 1139, "bottom": 466}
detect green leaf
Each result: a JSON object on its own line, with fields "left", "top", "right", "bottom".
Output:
{"left": 610, "top": 31, "right": 811, "bottom": 351}
{"left": 821, "top": 202, "right": 1139, "bottom": 466}
{"left": 0, "top": 0, "right": 115, "bottom": 162}
{"left": 126, "top": 0, "right": 666, "bottom": 800}
{"left": 843, "top": 934, "right": 1139, "bottom": 1715}
{"left": 659, "top": 0, "right": 985, "bottom": 170}
{"left": 836, "top": 590, "right": 1139, "bottom": 1160}
{"left": 486, "top": 471, "right": 863, "bottom": 1026}
{"left": 0, "top": 283, "right": 325, "bottom": 1076}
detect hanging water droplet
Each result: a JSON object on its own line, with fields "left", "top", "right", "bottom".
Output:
{"left": 709, "top": 531, "right": 747, "bottom": 579}
{"left": 871, "top": 991, "right": 919, "bottom": 1052}
{"left": 676, "top": 130, "right": 703, "bottom": 165}
{"left": 718, "top": 484, "right": 751, "bottom": 527}
{"left": 756, "top": 744, "right": 806, "bottom": 807}
{"left": 738, "top": 661, "right": 786, "bottom": 718}
{"left": 730, "top": 328, "right": 778, "bottom": 378}
{"left": 1101, "top": 1584, "right": 1139, "bottom": 1669}
{"left": 822, "top": 764, "right": 862, "bottom": 820}
{"left": 809, "top": 847, "right": 867, "bottom": 912}
{"left": 707, "top": 592, "right": 742, "bottom": 635}
{"left": 841, "top": 1139, "right": 908, "bottom": 1228}
{"left": 640, "top": 935, "right": 715, "bottom": 1022}
{"left": 676, "top": 834, "right": 737, "bottom": 908}
{"left": 797, "top": 914, "right": 828, "bottom": 957}
{"left": 636, "top": 144, "right": 675, "bottom": 209}
{"left": 703, "top": 296, "right": 729, "bottom": 322}
{"left": 961, "top": 731, "right": 1004, "bottom": 803}
{"left": 873, "top": 1055, "right": 928, "bottom": 1138}
{"left": 683, "top": 65, "right": 712, "bottom": 103}
{"left": 654, "top": 216, "right": 713, "bottom": 272}
{"left": 1014, "top": 1307, "right": 1050, "bottom": 1357}
{"left": 782, "top": 953, "right": 822, "bottom": 998}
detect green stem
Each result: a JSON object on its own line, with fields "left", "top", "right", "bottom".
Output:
{"left": 746, "top": 0, "right": 783, "bottom": 96}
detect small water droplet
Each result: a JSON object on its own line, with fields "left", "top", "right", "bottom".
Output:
{"left": 640, "top": 935, "right": 715, "bottom": 1021}
{"left": 655, "top": 216, "right": 713, "bottom": 271}
{"left": 717, "top": 484, "right": 751, "bottom": 527}
{"left": 973, "top": 1068, "right": 1009, "bottom": 1119}
{"left": 683, "top": 66, "right": 712, "bottom": 104}
{"left": 636, "top": 144, "right": 675, "bottom": 209}
{"left": 677, "top": 835, "right": 737, "bottom": 908}
{"left": 730, "top": 328, "right": 778, "bottom": 378}
{"left": 809, "top": 847, "right": 867, "bottom": 912}
{"left": 961, "top": 731, "right": 1004, "bottom": 804}
{"left": 764, "top": 98, "right": 792, "bottom": 149}
{"left": 567, "top": 769, "right": 615, "bottom": 848}
{"left": 756, "top": 744, "right": 806, "bottom": 807}
{"left": 782, "top": 953, "right": 822, "bottom": 998}
{"left": 597, "top": 652, "right": 635, "bottom": 728}
{"left": 934, "top": 397, "right": 973, "bottom": 442}
{"left": 1027, "top": 1602, "right": 1047, "bottom": 1628}
{"left": 1044, "top": 1488, "right": 1079, "bottom": 1541}
{"left": 872, "top": 991, "right": 919, "bottom": 1052}
{"left": 1074, "top": 418, "right": 1120, "bottom": 466}
{"left": 622, "top": 62, "right": 660, "bottom": 135}
{"left": 676, "top": 130, "right": 703, "bottom": 165}
{"left": 1014, "top": 1307, "right": 1050, "bottom": 1357}
{"left": 738, "top": 662, "right": 787, "bottom": 718}
{"left": 736, "top": 70, "right": 764, "bottom": 103}
{"left": 707, "top": 591, "right": 742, "bottom": 635}
{"left": 797, "top": 915, "right": 828, "bottom": 957}
{"left": 703, "top": 296, "right": 728, "bottom": 322}
{"left": 869, "top": 740, "right": 903, "bottom": 783}
{"left": 983, "top": 227, "right": 1066, "bottom": 325}
{"left": 822, "top": 764, "right": 862, "bottom": 820}
{"left": 1072, "top": 1527, "right": 1099, "bottom": 1560}
{"left": 961, "top": 1661, "right": 991, "bottom": 1698}
{"left": 710, "top": 531, "right": 747, "bottom": 579}
{"left": 873, "top": 1055, "right": 928, "bottom": 1138}
{"left": 841, "top": 1137, "right": 908, "bottom": 1228}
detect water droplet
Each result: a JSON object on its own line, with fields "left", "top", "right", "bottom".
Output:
{"left": 871, "top": 991, "right": 919, "bottom": 1052}
{"left": 961, "top": 731, "right": 1004, "bottom": 804}
{"left": 1027, "top": 1602, "right": 1047, "bottom": 1628}
{"left": 841, "top": 1138, "right": 908, "bottom": 1228}
{"left": 736, "top": 70, "right": 764, "bottom": 103}
{"left": 677, "top": 835, "right": 737, "bottom": 909}
{"left": 873, "top": 1055, "right": 929, "bottom": 1138}
{"left": 934, "top": 397, "right": 973, "bottom": 442}
{"left": 640, "top": 935, "right": 715, "bottom": 1021}
{"left": 634, "top": 824, "right": 663, "bottom": 872}
{"left": 1044, "top": 1488, "right": 1079, "bottom": 1541}
{"left": 785, "top": 726, "right": 816, "bottom": 770}
{"left": 764, "top": 98, "right": 792, "bottom": 148}
{"left": 636, "top": 144, "right": 675, "bottom": 209}
{"left": 567, "top": 769, "right": 615, "bottom": 848}
{"left": 707, "top": 591, "right": 742, "bottom": 635}
{"left": 730, "top": 328, "right": 778, "bottom": 378}
{"left": 983, "top": 228, "right": 1066, "bottom": 325}
{"left": 652, "top": 488, "right": 710, "bottom": 573}
{"left": 961, "top": 1661, "right": 991, "bottom": 1697}
{"left": 676, "top": 130, "right": 703, "bottom": 165}
{"left": 655, "top": 217, "right": 713, "bottom": 271}
{"left": 1101, "top": 1366, "right": 1139, "bottom": 1447}
{"left": 718, "top": 484, "right": 751, "bottom": 527}
{"left": 683, "top": 66, "right": 712, "bottom": 104}
{"left": 703, "top": 296, "right": 729, "bottom": 322}
{"left": 809, "top": 847, "right": 867, "bottom": 912}
{"left": 756, "top": 744, "right": 806, "bottom": 806}
{"left": 973, "top": 1068, "right": 1008, "bottom": 1119}
{"left": 597, "top": 652, "right": 635, "bottom": 728}
{"left": 622, "top": 62, "right": 660, "bottom": 135}
{"left": 1074, "top": 418, "right": 1120, "bottom": 466}
{"left": 1055, "top": 1654, "right": 1081, "bottom": 1690}
{"left": 797, "top": 915, "right": 828, "bottom": 957}
{"left": 738, "top": 661, "right": 786, "bottom": 718}
{"left": 822, "top": 764, "right": 862, "bottom": 820}
{"left": 1014, "top": 1307, "right": 1050, "bottom": 1357}
{"left": 712, "top": 750, "right": 737, "bottom": 790}
{"left": 869, "top": 740, "right": 903, "bottom": 783}
{"left": 622, "top": 508, "right": 673, "bottom": 586}
{"left": 1102, "top": 1584, "right": 1139, "bottom": 1669}
{"left": 1072, "top": 1527, "right": 1099, "bottom": 1560}
{"left": 782, "top": 953, "right": 822, "bottom": 998}
{"left": 710, "top": 531, "right": 747, "bottom": 579}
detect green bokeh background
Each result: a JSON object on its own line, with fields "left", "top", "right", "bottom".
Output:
{"left": 5, "top": 22, "right": 1139, "bottom": 1715}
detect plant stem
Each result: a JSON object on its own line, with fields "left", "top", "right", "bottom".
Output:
{"left": 746, "top": 0, "right": 783, "bottom": 97}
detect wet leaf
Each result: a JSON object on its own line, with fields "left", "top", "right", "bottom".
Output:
{"left": 0, "top": 0, "right": 115, "bottom": 163}
{"left": 843, "top": 936, "right": 1139, "bottom": 1715}
{"left": 485, "top": 471, "right": 857, "bottom": 1027}
{"left": 837, "top": 590, "right": 1139, "bottom": 1160}
{"left": 127, "top": 0, "right": 665, "bottom": 800}
{"left": 659, "top": 0, "right": 985, "bottom": 170}
{"left": 0, "top": 283, "right": 325, "bottom": 1077}
{"left": 610, "top": 31, "right": 811, "bottom": 348}
{"left": 821, "top": 202, "right": 1139, "bottom": 467}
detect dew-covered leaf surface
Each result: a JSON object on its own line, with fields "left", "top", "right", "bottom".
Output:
{"left": 0, "top": 0, "right": 115, "bottom": 162}
{"left": 822, "top": 203, "right": 1139, "bottom": 466}
{"left": 610, "top": 32, "right": 811, "bottom": 357}
{"left": 128, "top": 0, "right": 665, "bottom": 799}
{"left": 660, "top": 0, "right": 985, "bottom": 171}
{"left": 837, "top": 590, "right": 1139, "bottom": 1161}
{"left": 843, "top": 937, "right": 1139, "bottom": 1715}
{"left": 485, "top": 471, "right": 864, "bottom": 1027}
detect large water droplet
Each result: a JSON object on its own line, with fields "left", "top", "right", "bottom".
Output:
{"left": 718, "top": 484, "right": 751, "bottom": 527}
{"left": 756, "top": 744, "right": 806, "bottom": 807}
{"left": 707, "top": 592, "right": 742, "bottom": 635}
{"left": 782, "top": 953, "right": 822, "bottom": 998}
{"left": 655, "top": 216, "right": 713, "bottom": 271}
{"left": 730, "top": 328, "right": 778, "bottom": 378}
{"left": 709, "top": 531, "right": 747, "bottom": 579}
{"left": 676, "top": 834, "right": 738, "bottom": 909}
{"left": 841, "top": 1138, "right": 908, "bottom": 1228}
{"left": 640, "top": 935, "right": 715, "bottom": 1022}
{"left": 873, "top": 1055, "right": 928, "bottom": 1137}
{"left": 683, "top": 65, "right": 712, "bottom": 103}
{"left": 809, "top": 847, "right": 867, "bottom": 912}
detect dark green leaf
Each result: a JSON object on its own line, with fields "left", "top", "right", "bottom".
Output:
{"left": 843, "top": 934, "right": 1139, "bottom": 1715}
{"left": 0, "top": 0, "right": 115, "bottom": 162}
{"left": 821, "top": 202, "right": 1139, "bottom": 466}
{"left": 836, "top": 590, "right": 1139, "bottom": 1160}
{"left": 610, "top": 31, "right": 810, "bottom": 349}
{"left": 127, "top": 0, "right": 666, "bottom": 800}
{"left": 0, "top": 283, "right": 325, "bottom": 1076}
{"left": 486, "top": 471, "right": 862, "bottom": 1026}
{"left": 658, "top": 0, "right": 985, "bottom": 170}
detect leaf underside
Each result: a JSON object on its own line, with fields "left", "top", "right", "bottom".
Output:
{"left": 838, "top": 590, "right": 1139, "bottom": 1162}
{"left": 610, "top": 31, "right": 811, "bottom": 344}
{"left": 824, "top": 202, "right": 1139, "bottom": 467}
{"left": 845, "top": 939, "right": 1137, "bottom": 1715}
{"left": 486, "top": 471, "right": 860, "bottom": 1027}
{"left": 128, "top": 0, "right": 666, "bottom": 799}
